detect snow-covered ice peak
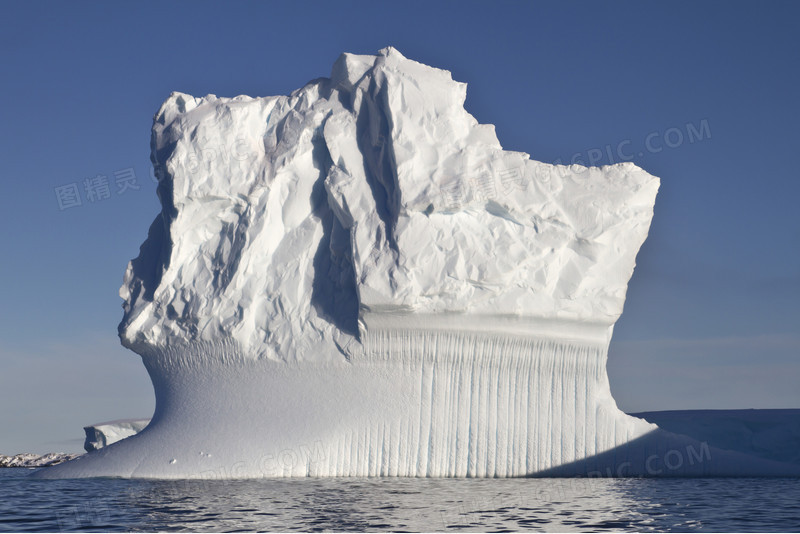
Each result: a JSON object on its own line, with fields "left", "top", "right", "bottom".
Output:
{"left": 118, "top": 46, "right": 659, "bottom": 362}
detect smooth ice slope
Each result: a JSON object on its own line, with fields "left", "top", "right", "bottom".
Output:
{"left": 38, "top": 47, "right": 753, "bottom": 479}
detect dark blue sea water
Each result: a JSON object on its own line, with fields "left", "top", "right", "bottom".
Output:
{"left": 1, "top": 468, "right": 798, "bottom": 532}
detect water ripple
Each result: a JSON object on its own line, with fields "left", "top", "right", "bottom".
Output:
{"left": 1, "top": 469, "right": 798, "bottom": 532}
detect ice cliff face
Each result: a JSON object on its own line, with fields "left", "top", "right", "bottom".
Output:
{"left": 118, "top": 47, "right": 658, "bottom": 361}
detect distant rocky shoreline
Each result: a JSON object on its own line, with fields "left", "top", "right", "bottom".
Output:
{"left": 0, "top": 453, "right": 80, "bottom": 468}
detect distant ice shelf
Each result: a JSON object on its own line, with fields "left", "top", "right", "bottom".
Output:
{"left": 34, "top": 47, "right": 800, "bottom": 479}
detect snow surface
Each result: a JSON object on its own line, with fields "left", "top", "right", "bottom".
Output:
{"left": 36, "top": 47, "right": 798, "bottom": 479}
{"left": 83, "top": 419, "right": 151, "bottom": 452}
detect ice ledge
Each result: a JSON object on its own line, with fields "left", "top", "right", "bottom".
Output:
{"left": 360, "top": 314, "right": 614, "bottom": 346}
{"left": 126, "top": 315, "right": 615, "bottom": 368}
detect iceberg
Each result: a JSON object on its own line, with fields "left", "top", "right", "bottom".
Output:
{"left": 37, "top": 47, "right": 800, "bottom": 479}
{"left": 83, "top": 419, "right": 151, "bottom": 452}
{"left": 633, "top": 409, "right": 800, "bottom": 467}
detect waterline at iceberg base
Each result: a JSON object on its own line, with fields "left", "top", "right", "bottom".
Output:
{"left": 34, "top": 47, "right": 798, "bottom": 478}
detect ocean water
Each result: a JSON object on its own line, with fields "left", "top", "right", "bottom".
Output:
{"left": 1, "top": 469, "right": 798, "bottom": 532}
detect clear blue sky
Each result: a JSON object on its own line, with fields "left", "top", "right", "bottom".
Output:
{"left": 1, "top": 1, "right": 798, "bottom": 453}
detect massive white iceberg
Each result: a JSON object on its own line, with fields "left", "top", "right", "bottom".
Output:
{"left": 37, "top": 48, "right": 800, "bottom": 478}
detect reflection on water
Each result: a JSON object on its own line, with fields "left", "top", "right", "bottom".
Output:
{"left": 1, "top": 469, "right": 798, "bottom": 532}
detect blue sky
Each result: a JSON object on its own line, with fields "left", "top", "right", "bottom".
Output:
{"left": 1, "top": 1, "right": 798, "bottom": 453}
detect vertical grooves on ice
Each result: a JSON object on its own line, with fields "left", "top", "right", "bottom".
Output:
{"left": 289, "top": 328, "right": 637, "bottom": 477}
{"left": 128, "top": 329, "right": 657, "bottom": 477}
